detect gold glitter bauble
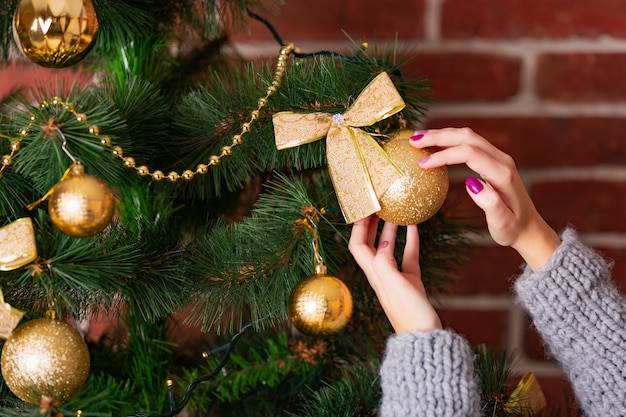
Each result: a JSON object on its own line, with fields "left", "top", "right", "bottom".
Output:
{"left": 12, "top": 0, "right": 99, "bottom": 68}
{"left": 1, "top": 318, "right": 90, "bottom": 405}
{"left": 288, "top": 274, "right": 353, "bottom": 337}
{"left": 377, "top": 130, "right": 449, "bottom": 225}
{"left": 48, "top": 170, "right": 115, "bottom": 238}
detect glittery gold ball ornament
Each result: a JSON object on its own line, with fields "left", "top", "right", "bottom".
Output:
{"left": 1, "top": 317, "right": 90, "bottom": 405}
{"left": 48, "top": 164, "right": 115, "bottom": 238}
{"left": 288, "top": 272, "right": 353, "bottom": 337}
{"left": 12, "top": 0, "right": 99, "bottom": 68}
{"left": 377, "top": 130, "right": 449, "bottom": 225}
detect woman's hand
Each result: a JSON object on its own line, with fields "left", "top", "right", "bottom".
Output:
{"left": 412, "top": 127, "right": 560, "bottom": 270}
{"left": 349, "top": 214, "right": 442, "bottom": 333}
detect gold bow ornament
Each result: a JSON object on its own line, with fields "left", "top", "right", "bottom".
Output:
{"left": 272, "top": 72, "right": 405, "bottom": 224}
{"left": 0, "top": 217, "right": 38, "bottom": 271}
{"left": 504, "top": 372, "right": 547, "bottom": 416}
{"left": 0, "top": 287, "right": 25, "bottom": 339}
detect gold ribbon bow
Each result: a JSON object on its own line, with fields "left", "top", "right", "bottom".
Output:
{"left": 273, "top": 72, "right": 406, "bottom": 223}
{"left": 0, "top": 218, "right": 38, "bottom": 271}
{"left": 0, "top": 287, "right": 25, "bottom": 339}
{"left": 504, "top": 372, "right": 547, "bottom": 416}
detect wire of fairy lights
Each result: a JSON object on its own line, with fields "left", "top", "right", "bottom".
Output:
{"left": 0, "top": 6, "right": 378, "bottom": 416}
{"left": 125, "top": 317, "right": 262, "bottom": 417}
{"left": 125, "top": 216, "right": 334, "bottom": 417}
{"left": 0, "top": 6, "right": 378, "bottom": 184}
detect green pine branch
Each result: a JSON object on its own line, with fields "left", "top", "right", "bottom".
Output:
{"left": 0, "top": 4, "right": 484, "bottom": 416}
{"left": 289, "top": 364, "right": 381, "bottom": 417}
{"left": 0, "top": 2, "right": 14, "bottom": 61}
{"left": 3, "top": 84, "right": 128, "bottom": 194}
{"left": 181, "top": 172, "right": 345, "bottom": 334}
{"left": 180, "top": 331, "right": 319, "bottom": 411}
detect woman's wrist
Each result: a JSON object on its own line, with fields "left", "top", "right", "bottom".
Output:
{"left": 512, "top": 216, "right": 561, "bottom": 271}
{"left": 390, "top": 306, "right": 442, "bottom": 334}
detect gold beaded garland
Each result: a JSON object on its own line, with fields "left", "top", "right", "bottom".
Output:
{"left": 376, "top": 129, "right": 449, "bottom": 225}
{"left": 0, "top": 43, "right": 296, "bottom": 184}
{"left": 123, "top": 157, "right": 136, "bottom": 168}
{"left": 167, "top": 172, "right": 180, "bottom": 182}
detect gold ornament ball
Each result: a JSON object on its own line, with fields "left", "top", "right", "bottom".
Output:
{"left": 288, "top": 274, "right": 353, "bottom": 337}
{"left": 48, "top": 171, "right": 115, "bottom": 238}
{"left": 1, "top": 318, "right": 90, "bottom": 405}
{"left": 377, "top": 130, "right": 449, "bottom": 225}
{"left": 12, "top": 0, "right": 99, "bottom": 68}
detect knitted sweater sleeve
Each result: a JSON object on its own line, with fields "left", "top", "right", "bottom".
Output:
{"left": 378, "top": 329, "right": 481, "bottom": 417}
{"left": 514, "top": 228, "right": 626, "bottom": 416}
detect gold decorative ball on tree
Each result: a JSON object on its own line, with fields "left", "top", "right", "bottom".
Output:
{"left": 377, "top": 129, "right": 449, "bottom": 225}
{"left": 12, "top": 0, "right": 99, "bottom": 68}
{"left": 288, "top": 266, "right": 353, "bottom": 338}
{"left": 48, "top": 163, "right": 115, "bottom": 238}
{"left": 1, "top": 316, "right": 91, "bottom": 406}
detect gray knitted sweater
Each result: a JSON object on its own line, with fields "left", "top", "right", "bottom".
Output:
{"left": 379, "top": 229, "right": 626, "bottom": 416}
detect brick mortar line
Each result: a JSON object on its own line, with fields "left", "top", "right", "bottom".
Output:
{"left": 519, "top": 47, "right": 537, "bottom": 103}
{"left": 509, "top": 306, "right": 564, "bottom": 377}
{"left": 432, "top": 294, "right": 514, "bottom": 309}
{"left": 427, "top": 102, "right": 626, "bottom": 117}
{"left": 520, "top": 166, "right": 626, "bottom": 182}
{"left": 467, "top": 229, "right": 626, "bottom": 249}
{"left": 231, "top": 40, "right": 626, "bottom": 117}
{"left": 424, "top": 0, "right": 443, "bottom": 41}
{"left": 432, "top": 295, "right": 565, "bottom": 376}
{"left": 433, "top": 294, "right": 567, "bottom": 377}
{"left": 231, "top": 38, "right": 626, "bottom": 57}
{"left": 512, "top": 358, "right": 564, "bottom": 377}
{"left": 407, "top": 38, "right": 626, "bottom": 53}
{"left": 447, "top": 165, "right": 626, "bottom": 182}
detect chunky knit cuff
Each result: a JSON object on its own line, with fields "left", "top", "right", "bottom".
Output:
{"left": 379, "top": 329, "right": 481, "bottom": 417}
{"left": 515, "top": 227, "right": 626, "bottom": 416}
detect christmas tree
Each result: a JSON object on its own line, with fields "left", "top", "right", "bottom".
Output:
{"left": 0, "top": 1, "right": 558, "bottom": 416}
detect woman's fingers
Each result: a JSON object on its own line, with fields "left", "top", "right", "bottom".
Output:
{"left": 418, "top": 140, "right": 517, "bottom": 192}
{"left": 348, "top": 216, "right": 377, "bottom": 276}
{"left": 464, "top": 176, "right": 518, "bottom": 245}
{"left": 349, "top": 218, "right": 442, "bottom": 333}
{"left": 411, "top": 127, "right": 520, "bottom": 190}
{"left": 412, "top": 127, "right": 505, "bottom": 160}
{"left": 371, "top": 229, "right": 440, "bottom": 333}
{"left": 365, "top": 214, "right": 380, "bottom": 247}
{"left": 401, "top": 224, "right": 420, "bottom": 276}
{"left": 377, "top": 221, "right": 398, "bottom": 253}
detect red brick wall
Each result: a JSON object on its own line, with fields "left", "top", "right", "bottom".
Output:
{"left": 233, "top": 0, "right": 626, "bottom": 414}
{"left": 4, "top": 0, "right": 626, "bottom": 413}
{"left": 0, "top": 61, "right": 88, "bottom": 99}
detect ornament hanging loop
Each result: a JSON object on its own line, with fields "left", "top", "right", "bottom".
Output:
{"left": 58, "top": 129, "right": 79, "bottom": 164}
{"left": 289, "top": 208, "right": 353, "bottom": 337}
{"left": 300, "top": 208, "right": 326, "bottom": 275}
{"left": 26, "top": 162, "right": 81, "bottom": 211}
{"left": 45, "top": 288, "right": 57, "bottom": 320}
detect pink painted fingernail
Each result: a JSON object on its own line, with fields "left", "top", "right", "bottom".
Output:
{"left": 418, "top": 155, "right": 431, "bottom": 165}
{"left": 377, "top": 241, "right": 389, "bottom": 251}
{"left": 410, "top": 130, "right": 427, "bottom": 141}
{"left": 465, "top": 176, "right": 484, "bottom": 194}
